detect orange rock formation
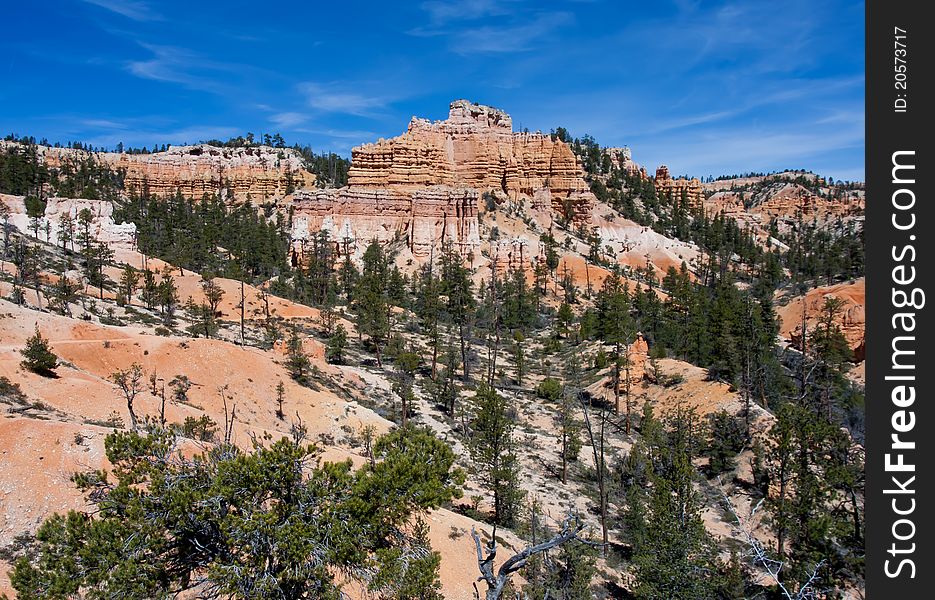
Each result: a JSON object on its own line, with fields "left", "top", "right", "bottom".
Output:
{"left": 348, "top": 100, "right": 595, "bottom": 220}
{"left": 32, "top": 143, "right": 316, "bottom": 201}
{"left": 654, "top": 165, "right": 704, "bottom": 210}
{"left": 778, "top": 278, "right": 866, "bottom": 362}
{"left": 289, "top": 186, "right": 481, "bottom": 259}
{"left": 291, "top": 100, "right": 596, "bottom": 260}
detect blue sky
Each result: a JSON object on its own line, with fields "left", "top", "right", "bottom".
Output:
{"left": 1, "top": 0, "right": 865, "bottom": 181}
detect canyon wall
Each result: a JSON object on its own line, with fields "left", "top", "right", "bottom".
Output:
{"left": 289, "top": 185, "right": 480, "bottom": 259}
{"left": 704, "top": 182, "right": 865, "bottom": 237}
{"left": 29, "top": 143, "right": 316, "bottom": 202}
{"left": 347, "top": 99, "right": 595, "bottom": 221}
{"left": 292, "top": 100, "right": 596, "bottom": 260}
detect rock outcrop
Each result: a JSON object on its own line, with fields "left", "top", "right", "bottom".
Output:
{"left": 707, "top": 183, "right": 862, "bottom": 230}
{"left": 348, "top": 100, "right": 595, "bottom": 221}
{"left": 654, "top": 165, "right": 704, "bottom": 210}
{"left": 626, "top": 333, "right": 650, "bottom": 383}
{"left": 605, "top": 146, "right": 646, "bottom": 178}
{"left": 778, "top": 278, "right": 866, "bottom": 362}
{"left": 25, "top": 143, "right": 316, "bottom": 202}
{"left": 0, "top": 194, "right": 137, "bottom": 250}
{"left": 289, "top": 186, "right": 480, "bottom": 259}
{"left": 291, "top": 100, "right": 596, "bottom": 261}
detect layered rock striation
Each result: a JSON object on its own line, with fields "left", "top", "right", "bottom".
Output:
{"left": 291, "top": 100, "right": 596, "bottom": 261}
{"left": 347, "top": 100, "right": 595, "bottom": 221}
{"left": 24, "top": 143, "right": 316, "bottom": 202}
{"left": 654, "top": 165, "right": 704, "bottom": 210}
{"left": 289, "top": 186, "right": 481, "bottom": 259}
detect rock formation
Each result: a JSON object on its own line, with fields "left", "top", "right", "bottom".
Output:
{"left": 24, "top": 143, "right": 316, "bottom": 202}
{"left": 625, "top": 333, "right": 650, "bottom": 384}
{"left": 654, "top": 165, "right": 704, "bottom": 210}
{"left": 289, "top": 185, "right": 480, "bottom": 259}
{"left": 0, "top": 194, "right": 137, "bottom": 250}
{"left": 348, "top": 100, "right": 595, "bottom": 221}
{"left": 291, "top": 100, "right": 596, "bottom": 261}
{"left": 704, "top": 181, "right": 864, "bottom": 240}
{"left": 779, "top": 279, "right": 866, "bottom": 362}
{"left": 605, "top": 147, "right": 646, "bottom": 178}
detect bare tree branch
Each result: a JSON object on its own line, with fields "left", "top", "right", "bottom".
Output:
{"left": 471, "top": 513, "right": 584, "bottom": 600}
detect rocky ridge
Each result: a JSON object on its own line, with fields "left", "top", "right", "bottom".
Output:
{"left": 7, "top": 142, "right": 316, "bottom": 202}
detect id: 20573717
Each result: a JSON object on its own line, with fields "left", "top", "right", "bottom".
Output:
{"left": 894, "top": 26, "right": 908, "bottom": 113}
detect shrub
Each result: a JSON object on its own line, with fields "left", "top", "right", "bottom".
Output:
{"left": 536, "top": 377, "right": 562, "bottom": 402}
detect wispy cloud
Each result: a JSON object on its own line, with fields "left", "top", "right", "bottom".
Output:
{"left": 269, "top": 112, "right": 309, "bottom": 128}
{"left": 80, "top": 0, "right": 163, "bottom": 21}
{"left": 411, "top": 1, "right": 571, "bottom": 54}
{"left": 125, "top": 43, "right": 242, "bottom": 93}
{"left": 295, "top": 127, "right": 379, "bottom": 140}
{"left": 80, "top": 118, "right": 128, "bottom": 129}
{"left": 299, "top": 82, "right": 389, "bottom": 117}
{"left": 450, "top": 11, "right": 572, "bottom": 54}
{"left": 633, "top": 117, "right": 864, "bottom": 181}
{"left": 420, "top": 0, "right": 514, "bottom": 25}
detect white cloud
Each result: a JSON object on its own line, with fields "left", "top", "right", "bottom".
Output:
{"left": 299, "top": 82, "right": 388, "bottom": 116}
{"left": 81, "top": 0, "right": 162, "bottom": 21}
{"left": 269, "top": 112, "right": 309, "bottom": 128}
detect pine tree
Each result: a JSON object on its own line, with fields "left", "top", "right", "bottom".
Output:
{"left": 51, "top": 272, "right": 80, "bottom": 316}
{"left": 118, "top": 265, "right": 140, "bottom": 306}
{"left": 353, "top": 240, "right": 391, "bottom": 366}
{"left": 469, "top": 384, "right": 522, "bottom": 527}
{"left": 110, "top": 363, "right": 144, "bottom": 431}
{"left": 20, "top": 326, "right": 58, "bottom": 375}
{"left": 439, "top": 241, "right": 475, "bottom": 381}
{"left": 631, "top": 429, "right": 723, "bottom": 599}
{"left": 158, "top": 270, "right": 179, "bottom": 326}
{"left": 57, "top": 214, "right": 74, "bottom": 253}
{"left": 325, "top": 324, "right": 348, "bottom": 364}
{"left": 9, "top": 426, "right": 462, "bottom": 600}
{"left": 285, "top": 327, "right": 311, "bottom": 383}
{"left": 140, "top": 269, "right": 159, "bottom": 310}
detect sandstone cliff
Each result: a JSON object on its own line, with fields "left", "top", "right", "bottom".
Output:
{"left": 702, "top": 175, "right": 864, "bottom": 240}
{"left": 347, "top": 100, "right": 595, "bottom": 220}
{"left": 289, "top": 100, "right": 597, "bottom": 262}
{"left": 21, "top": 143, "right": 316, "bottom": 202}
{"left": 778, "top": 278, "right": 866, "bottom": 362}
{"left": 289, "top": 185, "right": 481, "bottom": 259}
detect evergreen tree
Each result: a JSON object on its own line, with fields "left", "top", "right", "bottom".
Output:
{"left": 468, "top": 385, "right": 522, "bottom": 527}
{"left": 20, "top": 326, "right": 58, "bottom": 375}
{"left": 118, "top": 265, "right": 140, "bottom": 306}
{"left": 158, "top": 270, "right": 179, "bottom": 326}
{"left": 353, "top": 240, "right": 391, "bottom": 366}
{"left": 285, "top": 327, "right": 312, "bottom": 383}
{"left": 8, "top": 426, "right": 462, "bottom": 600}
{"left": 439, "top": 241, "right": 475, "bottom": 381}
{"left": 325, "top": 324, "right": 348, "bottom": 365}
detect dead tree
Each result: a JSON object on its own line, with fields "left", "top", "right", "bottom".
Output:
{"left": 110, "top": 363, "right": 144, "bottom": 431}
{"left": 471, "top": 513, "right": 584, "bottom": 600}
{"left": 719, "top": 480, "right": 827, "bottom": 600}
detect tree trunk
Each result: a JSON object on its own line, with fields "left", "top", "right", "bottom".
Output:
{"left": 460, "top": 321, "right": 469, "bottom": 382}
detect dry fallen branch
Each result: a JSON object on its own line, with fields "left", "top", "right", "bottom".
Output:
{"left": 471, "top": 512, "right": 584, "bottom": 600}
